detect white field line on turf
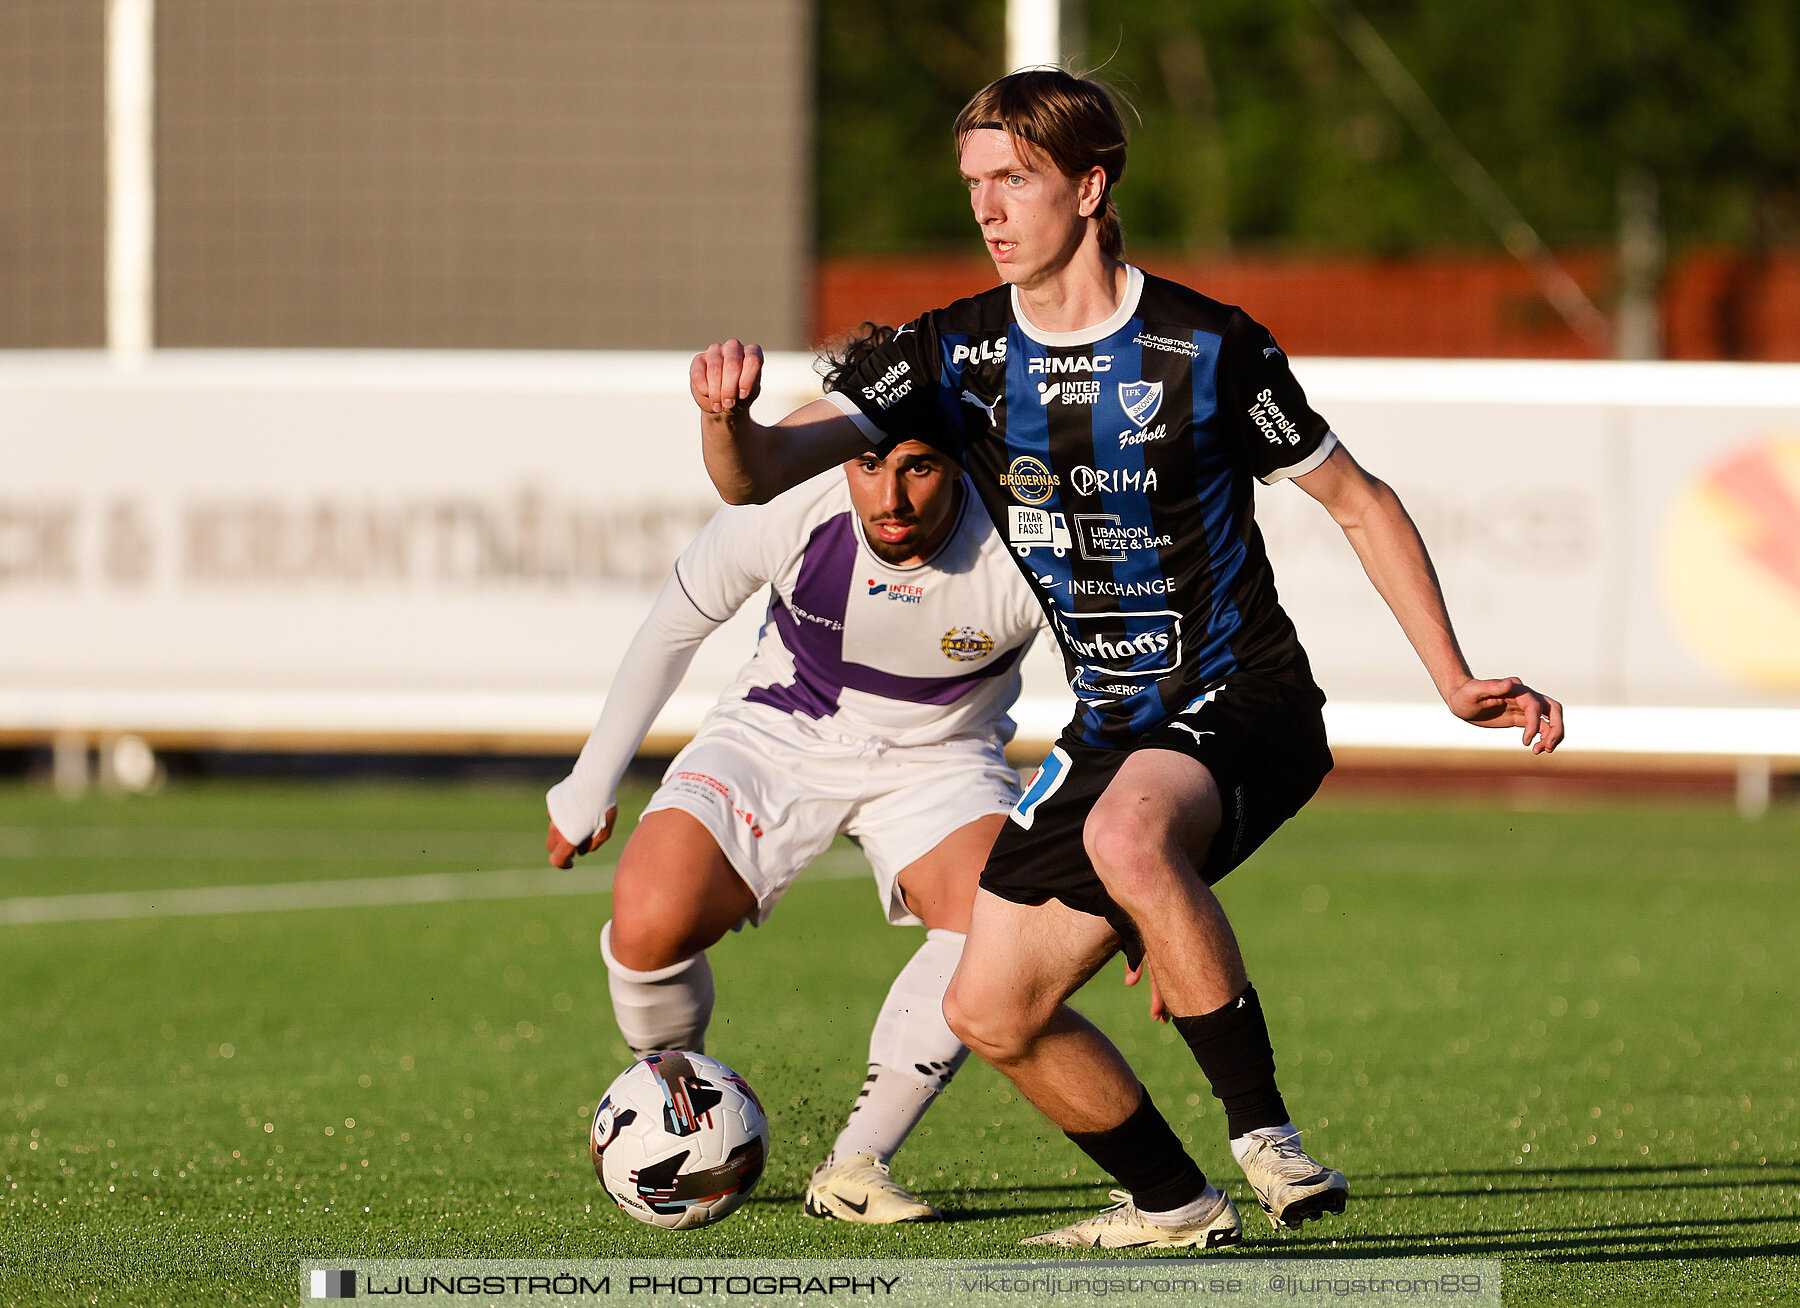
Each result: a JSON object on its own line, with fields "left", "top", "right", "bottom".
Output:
{"left": 0, "top": 826, "right": 530, "bottom": 860}
{"left": 0, "top": 858, "right": 871, "bottom": 927}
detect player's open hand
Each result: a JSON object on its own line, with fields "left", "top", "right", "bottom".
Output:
{"left": 546, "top": 806, "right": 616, "bottom": 869}
{"left": 1123, "top": 959, "right": 1170, "bottom": 1023}
{"left": 691, "top": 340, "right": 763, "bottom": 417}
{"left": 1448, "top": 677, "right": 1565, "bottom": 754}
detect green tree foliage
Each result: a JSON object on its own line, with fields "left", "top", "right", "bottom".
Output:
{"left": 815, "top": 0, "right": 1006, "bottom": 254}
{"left": 817, "top": 0, "right": 1800, "bottom": 255}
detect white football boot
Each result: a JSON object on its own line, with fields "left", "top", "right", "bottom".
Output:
{"left": 1022, "top": 1188, "right": 1242, "bottom": 1250}
{"left": 804, "top": 1153, "right": 941, "bottom": 1223}
{"left": 1234, "top": 1128, "right": 1349, "bottom": 1229}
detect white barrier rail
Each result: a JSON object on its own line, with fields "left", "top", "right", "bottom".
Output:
{"left": 4, "top": 690, "right": 1799, "bottom": 763}
{"left": 4, "top": 351, "right": 1799, "bottom": 765}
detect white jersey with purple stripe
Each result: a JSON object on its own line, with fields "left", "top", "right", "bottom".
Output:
{"left": 681, "top": 469, "right": 1045, "bottom": 748}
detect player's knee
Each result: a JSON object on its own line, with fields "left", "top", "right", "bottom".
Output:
{"left": 607, "top": 907, "right": 701, "bottom": 973}
{"left": 942, "top": 977, "right": 1038, "bottom": 1065}
{"left": 901, "top": 863, "right": 979, "bottom": 933}
{"left": 1084, "top": 800, "right": 1220, "bottom": 905}
{"left": 1081, "top": 810, "right": 1167, "bottom": 901}
{"left": 941, "top": 978, "right": 990, "bottom": 1056}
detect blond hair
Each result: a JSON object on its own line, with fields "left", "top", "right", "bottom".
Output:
{"left": 954, "top": 69, "right": 1130, "bottom": 259}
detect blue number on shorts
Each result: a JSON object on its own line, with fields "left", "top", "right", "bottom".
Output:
{"left": 1010, "top": 746, "right": 1072, "bottom": 830}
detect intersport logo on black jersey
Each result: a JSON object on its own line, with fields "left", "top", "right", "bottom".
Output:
{"left": 1050, "top": 609, "right": 1182, "bottom": 679}
{"left": 1038, "top": 379, "right": 1100, "bottom": 406}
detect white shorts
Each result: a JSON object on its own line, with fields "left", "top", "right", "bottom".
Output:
{"left": 642, "top": 705, "right": 1021, "bottom": 929}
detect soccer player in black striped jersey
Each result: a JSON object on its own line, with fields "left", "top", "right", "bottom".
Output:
{"left": 691, "top": 68, "right": 1564, "bottom": 1248}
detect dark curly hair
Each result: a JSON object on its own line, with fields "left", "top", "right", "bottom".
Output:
{"left": 816, "top": 321, "right": 897, "bottom": 392}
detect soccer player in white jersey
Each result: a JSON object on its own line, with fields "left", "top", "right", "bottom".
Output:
{"left": 546, "top": 328, "right": 1045, "bottom": 1223}
{"left": 688, "top": 71, "right": 1564, "bottom": 1248}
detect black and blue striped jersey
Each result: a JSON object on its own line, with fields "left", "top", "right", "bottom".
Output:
{"left": 824, "top": 264, "right": 1338, "bottom": 748}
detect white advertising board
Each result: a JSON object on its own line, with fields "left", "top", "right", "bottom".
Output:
{"left": 3, "top": 352, "right": 1798, "bottom": 757}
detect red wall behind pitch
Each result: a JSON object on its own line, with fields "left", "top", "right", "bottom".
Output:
{"left": 816, "top": 251, "right": 1800, "bottom": 361}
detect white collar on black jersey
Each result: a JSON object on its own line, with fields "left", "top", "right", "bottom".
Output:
{"left": 1011, "top": 263, "right": 1144, "bottom": 348}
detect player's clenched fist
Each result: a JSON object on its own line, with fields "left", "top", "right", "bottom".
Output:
{"left": 691, "top": 340, "right": 764, "bottom": 415}
{"left": 546, "top": 805, "right": 616, "bottom": 869}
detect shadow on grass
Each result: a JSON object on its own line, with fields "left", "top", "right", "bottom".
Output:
{"left": 1283, "top": 1214, "right": 1800, "bottom": 1263}
{"left": 1371, "top": 1161, "right": 1796, "bottom": 1181}
{"left": 910, "top": 1172, "right": 1800, "bottom": 1264}
{"left": 1357, "top": 1160, "right": 1800, "bottom": 1203}
{"left": 747, "top": 1180, "right": 1106, "bottom": 1222}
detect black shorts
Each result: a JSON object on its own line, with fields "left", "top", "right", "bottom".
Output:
{"left": 980, "top": 678, "right": 1333, "bottom": 962}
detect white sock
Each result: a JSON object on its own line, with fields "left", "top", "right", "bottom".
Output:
{"left": 1230, "top": 1120, "right": 1300, "bottom": 1166}
{"left": 1141, "top": 1182, "right": 1226, "bottom": 1224}
{"left": 601, "top": 920, "right": 714, "bottom": 1058}
{"left": 828, "top": 1067, "right": 942, "bottom": 1167}
{"left": 827, "top": 928, "right": 969, "bottom": 1166}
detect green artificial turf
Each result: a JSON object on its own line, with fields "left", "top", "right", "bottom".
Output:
{"left": 1, "top": 779, "right": 1796, "bottom": 1306}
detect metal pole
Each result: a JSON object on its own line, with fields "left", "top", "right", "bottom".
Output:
{"left": 1736, "top": 757, "right": 1772, "bottom": 821}
{"left": 1615, "top": 167, "right": 1664, "bottom": 360}
{"left": 106, "top": 0, "right": 155, "bottom": 362}
{"left": 1007, "top": 0, "right": 1061, "bottom": 72}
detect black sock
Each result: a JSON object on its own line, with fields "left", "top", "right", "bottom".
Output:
{"left": 1064, "top": 1085, "right": 1208, "bottom": 1213}
{"left": 1173, "top": 983, "right": 1290, "bottom": 1139}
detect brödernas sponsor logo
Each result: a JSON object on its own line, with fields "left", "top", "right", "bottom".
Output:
{"left": 999, "top": 456, "right": 1060, "bottom": 505}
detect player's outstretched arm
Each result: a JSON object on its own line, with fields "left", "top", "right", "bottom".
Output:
{"left": 1294, "top": 442, "right": 1564, "bottom": 754}
{"left": 544, "top": 569, "right": 737, "bottom": 867}
{"left": 692, "top": 339, "right": 869, "bottom": 504}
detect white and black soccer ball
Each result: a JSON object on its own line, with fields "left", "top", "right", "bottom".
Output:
{"left": 589, "top": 1051, "right": 769, "bottom": 1230}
